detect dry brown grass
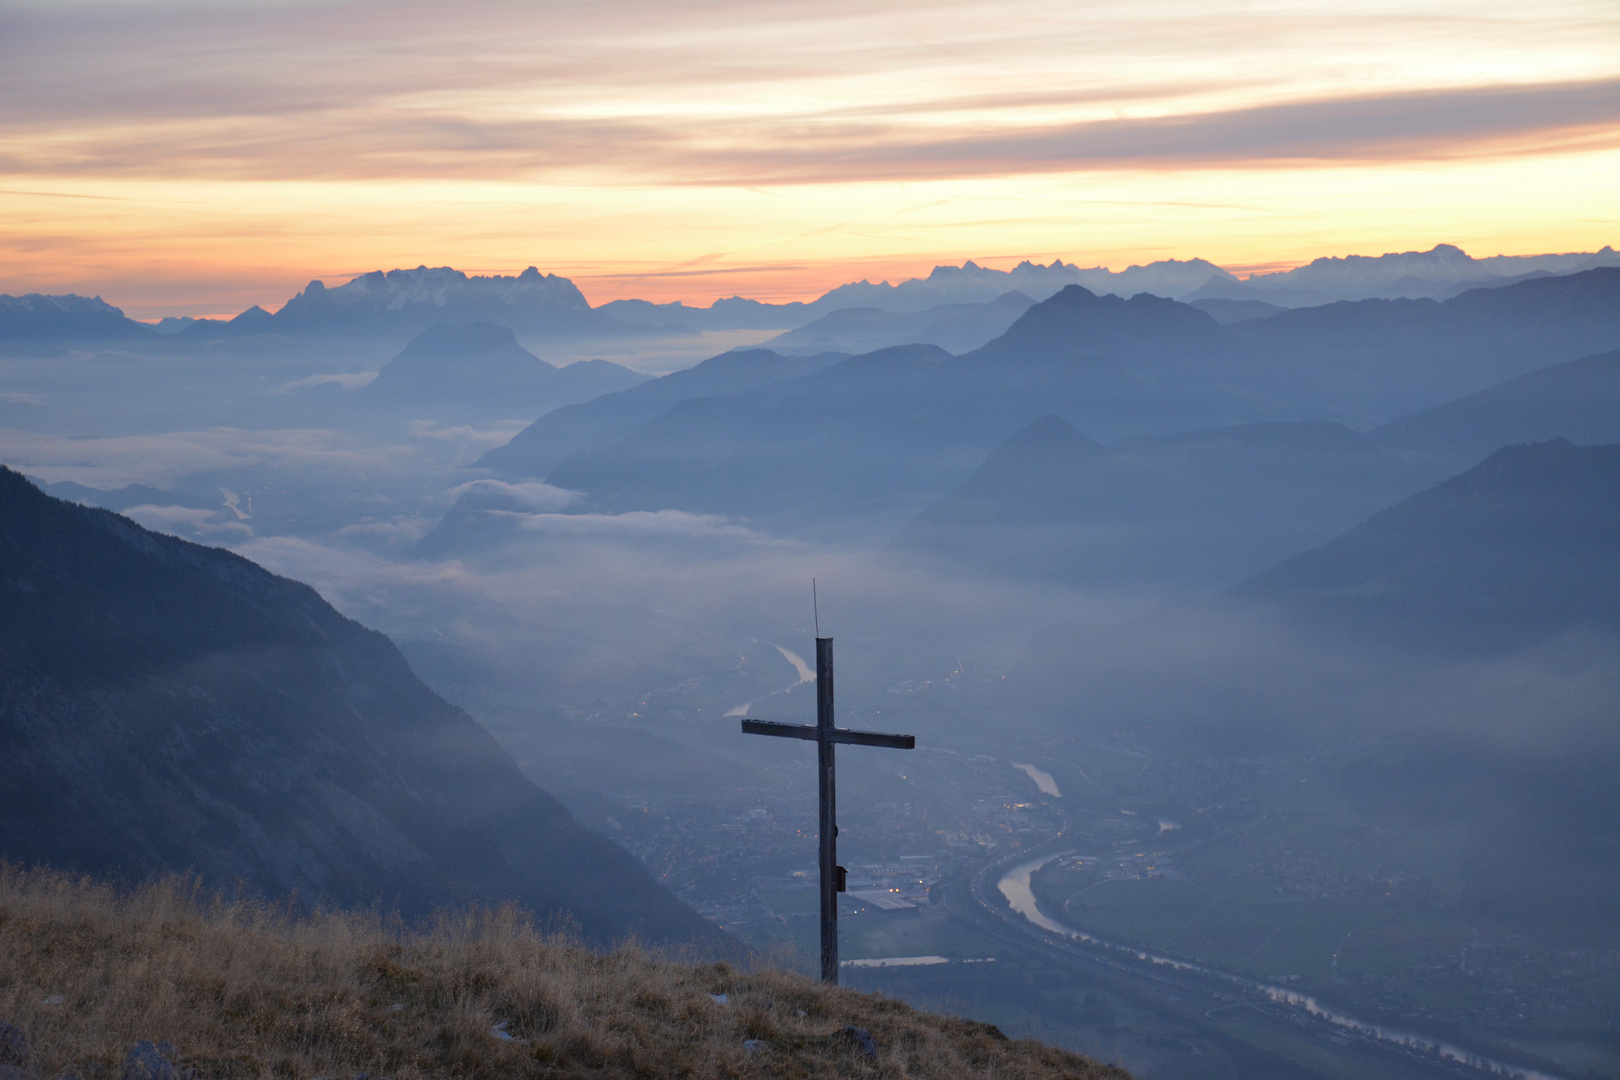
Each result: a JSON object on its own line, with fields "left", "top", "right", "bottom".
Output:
{"left": 0, "top": 865, "right": 1126, "bottom": 1080}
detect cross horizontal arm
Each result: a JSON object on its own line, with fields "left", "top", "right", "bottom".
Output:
{"left": 828, "top": 729, "right": 915, "bottom": 750}
{"left": 741, "top": 719, "right": 818, "bottom": 740}
{"left": 741, "top": 719, "right": 914, "bottom": 750}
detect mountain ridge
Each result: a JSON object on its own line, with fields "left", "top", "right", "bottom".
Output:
{"left": 0, "top": 466, "right": 722, "bottom": 948}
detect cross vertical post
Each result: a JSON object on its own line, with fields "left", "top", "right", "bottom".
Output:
{"left": 816, "top": 637, "right": 837, "bottom": 982}
{"left": 742, "top": 635, "right": 915, "bottom": 984}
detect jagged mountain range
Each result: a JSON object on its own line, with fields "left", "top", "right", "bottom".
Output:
{"left": 1190, "top": 243, "right": 1620, "bottom": 306}
{"left": 5, "top": 244, "right": 1616, "bottom": 347}
{"left": 465, "top": 269, "right": 1620, "bottom": 543}
{"left": 0, "top": 467, "right": 723, "bottom": 948}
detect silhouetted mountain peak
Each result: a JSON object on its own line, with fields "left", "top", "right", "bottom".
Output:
{"left": 395, "top": 320, "right": 546, "bottom": 362}
{"left": 364, "top": 321, "right": 557, "bottom": 399}
{"left": 978, "top": 284, "right": 1220, "bottom": 362}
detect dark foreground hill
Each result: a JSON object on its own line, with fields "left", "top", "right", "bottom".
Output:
{"left": 0, "top": 467, "right": 719, "bottom": 948}
{"left": 0, "top": 866, "right": 1122, "bottom": 1080}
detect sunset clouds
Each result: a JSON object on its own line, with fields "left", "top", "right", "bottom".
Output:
{"left": 1, "top": 0, "right": 1616, "bottom": 314}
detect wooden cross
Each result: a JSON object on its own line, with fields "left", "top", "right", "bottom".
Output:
{"left": 742, "top": 636, "right": 915, "bottom": 983}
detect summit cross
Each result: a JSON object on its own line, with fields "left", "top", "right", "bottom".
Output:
{"left": 741, "top": 636, "right": 915, "bottom": 984}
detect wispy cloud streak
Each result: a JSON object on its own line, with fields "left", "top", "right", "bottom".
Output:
{"left": 2, "top": 1, "right": 1615, "bottom": 184}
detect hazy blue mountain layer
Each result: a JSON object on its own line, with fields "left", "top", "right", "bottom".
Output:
{"left": 896, "top": 415, "right": 1450, "bottom": 587}
{"left": 1227, "top": 267, "right": 1620, "bottom": 423}
{"left": 461, "top": 270, "right": 1620, "bottom": 548}
{"left": 1238, "top": 439, "right": 1620, "bottom": 652}
{"left": 532, "top": 288, "right": 1275, "bottom": 535}
{"left": 0, "top": 467, "right": 724, "bottom": 947}
{"left": 597, "top": 295, "right": 812, "bottom": 331}
{"left": 762, "top": 291, "right": 1036, "bottom": 355}
{"left": 363, "top": 322, "right": 646, "bottom": 412}
{"left": 1370, "top": 348, "right": 1620, "bottom": 463}
{"left": 475, "top": 348, "right": 848, "bottom": 479}
{"left": 1185, "top": 297, "right": 1285, "bottom": 324}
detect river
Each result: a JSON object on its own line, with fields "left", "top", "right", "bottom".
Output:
{"left": 996, "top": 855, "right": 1567, "bottom": 1080}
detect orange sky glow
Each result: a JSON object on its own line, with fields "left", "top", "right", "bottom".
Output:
{"left": 1, "top": 0, "right": 1616, "bottom": 319}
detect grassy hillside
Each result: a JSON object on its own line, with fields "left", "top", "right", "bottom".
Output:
{"left": 0, "top": 866, "right": 1124, "bottom": 1080}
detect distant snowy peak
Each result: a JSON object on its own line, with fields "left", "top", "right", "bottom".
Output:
{"left": 810, "top": 257, "right": 1239, "bottom": 312}
{"left": 186, "top": 264, "right": 651, "bottom": 340}
{"left": 293, "top": 265, "right": 592, "bottom": 314}
{"left": 0, "top": 293, "right": 150, "bottom": 340}
{"left": 1194, "top": 244, "right": 1620, "bottom": 306}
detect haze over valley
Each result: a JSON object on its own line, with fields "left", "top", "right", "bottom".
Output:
{"left": 5, "top": 2, "right": 1619, "bottom": 1076}
{"left": 3, "top": 241, "right": 1619, "bottom": 1078}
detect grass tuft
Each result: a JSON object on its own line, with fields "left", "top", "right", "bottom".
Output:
{"left": 0, "top": 865, "right": 1127, "bottom": 1080}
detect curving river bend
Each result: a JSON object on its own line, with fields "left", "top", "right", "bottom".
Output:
{"left": 997, "top": 855, "right": 1566, "bottom": 1080}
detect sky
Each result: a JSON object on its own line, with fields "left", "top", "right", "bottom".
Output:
{"left": 1, "top": 0, "right": 1617, "bottom": 318}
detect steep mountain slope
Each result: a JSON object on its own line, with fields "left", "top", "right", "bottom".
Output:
{"left": 1237, "top": 439, "right": 1620, "bottom": 652}
{"left": 362, "top": 322, "right": 645, "bottom": 411}
{"left": 0, "top": 467, "right": 722, "bottom": 947}
{"left": 476, "top": 348, "right": 847, "bottom": 479}
{"left": 1370, "top": 348, "right": 1620, "bottom": 463}
{"left": 897, "top": 415, "right": 1448, "bottom": 587}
